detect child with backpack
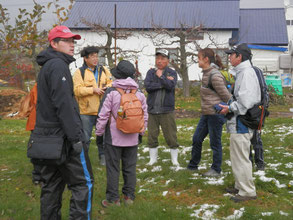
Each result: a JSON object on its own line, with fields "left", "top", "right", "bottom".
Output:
{"left": 96, "top": 60, "right": 148, "bottom": 207}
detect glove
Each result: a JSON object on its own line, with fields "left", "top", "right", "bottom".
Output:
{"left": 72, "top": 141, "right": 83, "bottom": 155}
{"left": 214, "top": 102, "right": 228, "bottom": 114}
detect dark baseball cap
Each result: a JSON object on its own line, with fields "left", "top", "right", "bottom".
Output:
{"left": 225, "top": 43, "right": 252, "bottom": 59}
{"left": 155, "top": 49, "right": 170, "bottom": 59}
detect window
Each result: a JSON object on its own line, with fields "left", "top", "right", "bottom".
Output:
{"left": 186, "top": 29, "right": 204, "bottom": 41}
{"left": 287, "top": 20, "right": 291, "bottom": 25}
{"left": 98, "top": 48, "right": 106, "bottom": 66}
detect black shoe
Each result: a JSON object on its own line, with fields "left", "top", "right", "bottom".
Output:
{"left": 256, "top": 163, "right": 265, "bottom": 171}
{"left": 230, "top": 194, "right": 257, "bottom": 203}
{"left": 186, "top": 166, "right": 198, "bottom": 172}
{"left": 225, "top": 187, "right": 239, "bottom": 194}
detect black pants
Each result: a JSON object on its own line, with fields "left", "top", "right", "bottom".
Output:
{"left": 250, "top": 130, "right": 264, "bottom": 166}
{"left": 105, "top": 144, "right": 137, "bottom": 202}
{"left": 40, "top": 147, "right": 94, "bottom": 220}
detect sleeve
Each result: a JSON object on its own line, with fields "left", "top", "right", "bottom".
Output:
{"left": 139, "top": 92, "right": 148, "bottom": 135}
{"left": 212, "top": 73, "right": 232, "bottom": 103}
{"left": 48, "top": 61, "right": 83, "bottom": 143}
{"left": 73, "top": 68, "right": 94, "bottom": 97}
{"left": 96, "top": 92, "right": 113, "bottom": 136}
{"left": 144, "top": 70, "right": 163, "bottom": 93}
{"left": 159, "top": 69, "right": 177, "bottom": 91}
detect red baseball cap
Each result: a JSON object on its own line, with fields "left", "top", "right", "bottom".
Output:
{"left": 48, "top": 25, "right": 81, "bottom": 42}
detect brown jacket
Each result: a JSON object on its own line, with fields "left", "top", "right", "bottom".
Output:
{"left": 200, "top": 67, "right": 232, "bottom": 115}
{"left": 26, "top": 83, "right": 37, "bottom": 131}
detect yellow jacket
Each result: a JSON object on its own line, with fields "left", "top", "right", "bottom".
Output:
{"left": 73, "top": 64, "right": 112, "bottom": 115}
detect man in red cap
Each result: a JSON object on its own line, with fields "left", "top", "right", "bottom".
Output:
{"left": 32, "top": 25, "right": 94, "bottom": 219}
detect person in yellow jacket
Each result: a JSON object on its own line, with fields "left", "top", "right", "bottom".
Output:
{"left": 73, "top": 46, "right": 112, "bottom": 165}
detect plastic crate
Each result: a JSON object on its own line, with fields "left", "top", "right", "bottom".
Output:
{"left": 265, "top": 75, "right": 283, "bottom": 95}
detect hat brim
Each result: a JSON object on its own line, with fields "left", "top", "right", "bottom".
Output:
{"left": 155, "top": 52, "right": 169, "bottom": 58}
{"left": 225, "top": 49, "right": 235, "bottom": 54}
{"left": 110, "top": 68, "right": 122, "bottom": 79}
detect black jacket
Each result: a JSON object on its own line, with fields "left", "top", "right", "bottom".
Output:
{"left": 144, "top": 67, "right": 177, "bottom": 114}
{"left": 35, "top": 47, "right": 83, "bottom": 143}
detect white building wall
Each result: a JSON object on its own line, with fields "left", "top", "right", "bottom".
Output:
{"left": 71, "top": 30, "right": 231, "bottom": 80}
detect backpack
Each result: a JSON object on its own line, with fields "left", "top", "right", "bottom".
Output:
{"left": 238, "top": 66, "right": 270, "bottom": 130}
{"left": 208, "top": 70, "right": 235, "bottom": 93}
{"left": 79, "top": 65, "right": 104, "bottom": 82}
{"left": 113, "top": 88, "right": 144, "bottom": 134}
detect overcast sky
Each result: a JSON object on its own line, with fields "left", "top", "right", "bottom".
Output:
{"left": 0, "top": 0, "right": 71, "bottom": 30}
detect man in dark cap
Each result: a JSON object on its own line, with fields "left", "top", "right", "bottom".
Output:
{"left": 73, "top": 46, "right": 112, "bottom": 166}
{"left": 96, "top": 60, "right": 148, "bottom": 207}
{"left": 219, "top": 43, "right": 260, "bottom": 202}
{"left": 144, "top": 49, "right": 179, "bottom": 166}
{"left": 35, "top": 26, "right": 94, "bottom": 219}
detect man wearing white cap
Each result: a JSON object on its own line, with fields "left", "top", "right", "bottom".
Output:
{"left": 34, "top": 25, "right": 94, "bottom": 219}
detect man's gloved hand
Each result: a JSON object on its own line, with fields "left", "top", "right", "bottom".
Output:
{"left": 214, "top": 102, "right": 227, "bottom": 114}
{"left": 72, "top": 141, "right": 83, "bottom": 155}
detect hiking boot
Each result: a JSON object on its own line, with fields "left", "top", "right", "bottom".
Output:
{"left": 101, "top": 199, "right": 120, "bottom": 208}
{"left": 230, "top": 194, "right": 257, "bottom": 203}
{"left": 186, "top": 166, "right": 198, "bottom": 172}
{"left": 123, "top": 195, "right": 134, "bottom": 206}
{"left": 202, "top": 169, "right": 221, "bottom": 177}
{"left": 256, "top": 163, "right": 265, "bottom": 171}
{"left": 100, "top": 155, "right": 106, "bottom": 166}
{"left": 225, "top": 187, "right": 239, "bottom": 194}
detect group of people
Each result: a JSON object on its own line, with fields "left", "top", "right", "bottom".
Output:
{"left": 26, "top": 25, "right": 265, "bottom": 218}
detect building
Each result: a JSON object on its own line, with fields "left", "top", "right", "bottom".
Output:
{"left": 64, "top": 0, "right": 288, "bottom": 80}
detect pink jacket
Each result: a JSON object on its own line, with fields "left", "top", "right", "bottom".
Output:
{"left": 96, "top": 77, "right": 148, "bottom": 147}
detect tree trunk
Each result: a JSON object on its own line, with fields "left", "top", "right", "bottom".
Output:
{"left": 179, "top": 31, "right": 190, "bottom": 97}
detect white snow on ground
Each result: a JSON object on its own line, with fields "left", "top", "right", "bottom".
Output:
{"left": 170, "top": 166, "right": 185, "bottom": 172}
{"left": 204, "top": 176, "right": 225, "bottom": 185}
{"left": 137, "top": 168, "right": 148, "bottom": 173}
{"left": 190, "top": 204, "right": 220, "bottom": 219}
{"left": 283, "top": 152, "right": 293, "bottom": 157}
{"left": 254, "top": 171, "right": 287, "bottom": 188}
{"left": 151, "top": 166, "right": 162, "bottom": 172}
{"left": 224, "top": 207, "right": 245, "bottom": 220}
{"left": 279, "top": 211, "right": 289, "bottom": 216}
{"left": 138, "top": 188, "right": 148, "bottom": 193}
{"left": 261, "top": 212, "right": 273, "bottom": 216}
{"left": 180, "top": 146, "right": 192, "bottom": 155}
{"left": 285, "top": 162, "right": 293, "bottom": 169}
{"left": 267, "top": 163, "right": 282, "bottom": 170}
{"left": 162, "top": 191, "right": 168, "bottom": 196}
{"left": 224, "top": 160, "right": 231, "bottom": 167}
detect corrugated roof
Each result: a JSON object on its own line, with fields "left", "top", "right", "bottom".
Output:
{"left": 63, "top": 1, "right": 239, "bottom": 29}
{"left": 239, "top": 9, "right": 288, "bottom": 45}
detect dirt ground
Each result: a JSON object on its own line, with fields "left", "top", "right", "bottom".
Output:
{"left": 0, "top": 88, "right": 292, "bottom": 119}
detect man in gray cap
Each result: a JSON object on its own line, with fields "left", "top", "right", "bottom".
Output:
{"left": 144, "top": 49, "right": 179, "bottom": 166}
{"left": 219, "top": 43, "right": 259, "bottom": 202}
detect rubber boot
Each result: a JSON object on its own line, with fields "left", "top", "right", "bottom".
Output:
{"left": 147, "top": 148, "right": 158, "bottom": 165}
{"left": 170, "top": 149, "right": 179, "bottom": 166}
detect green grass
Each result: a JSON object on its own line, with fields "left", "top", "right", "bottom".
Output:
{"left": 0, "top": 117, "right": 293, "bottom": 219}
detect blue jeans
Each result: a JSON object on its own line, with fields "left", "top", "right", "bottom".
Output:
{"left": 80, "top": 114, "right": 104, "bottom": 157}
{"left": 187, "top": 115, "right": 226, "bottom": 173}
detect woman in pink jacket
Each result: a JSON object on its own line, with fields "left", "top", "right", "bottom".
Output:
{"left": 96, "top": 60, "right": 148, "bottom": 207}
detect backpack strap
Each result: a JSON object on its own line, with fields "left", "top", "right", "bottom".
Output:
{"left": 207, "top": 71, "right": 219, "bottom": 91}
{"left": 79, "top": 66, "right": 86, "bottom": 81}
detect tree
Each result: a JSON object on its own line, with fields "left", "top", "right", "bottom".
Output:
{"left": 0, "top": 0, "right": 74, "bottom": 87}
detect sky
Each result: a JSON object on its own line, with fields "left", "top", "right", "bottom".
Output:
{"left": 0, "top": 0, "right": 71, "bottom": 30}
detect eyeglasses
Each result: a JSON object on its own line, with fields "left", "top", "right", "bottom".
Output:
{"left": 60, "top": 38, "right": 76, "bottom": 44}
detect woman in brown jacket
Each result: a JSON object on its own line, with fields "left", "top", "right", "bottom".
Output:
{"left": 187, "top": 48, "right": 232, "bottom": 177}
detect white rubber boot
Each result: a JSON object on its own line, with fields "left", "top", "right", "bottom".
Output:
{"left": 170, "top": 149, "right": 179, "bottom": 166}
{"left": 147, "top": 148, "right": 158, "bottom": 165}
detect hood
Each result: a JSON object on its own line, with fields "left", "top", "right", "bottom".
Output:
{"left": 112, "top": 77, "right": 138, "bottom": 90}
{"left": 36, "top": 47, "right": 75, "bottom": 66}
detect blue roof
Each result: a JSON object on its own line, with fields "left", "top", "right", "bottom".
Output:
{"left": 239, "top": 9, "right": 288, "bottom": 46}
{"left": 63, "top": 0, "right": 239, "bottom": 29}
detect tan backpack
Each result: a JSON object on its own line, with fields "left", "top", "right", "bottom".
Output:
{"left": 113, "top": 88, "right": 144, "bottom": 134}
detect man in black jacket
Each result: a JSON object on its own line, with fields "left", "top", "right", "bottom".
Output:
{"left": 144, "top": 49, "right": 179, "bottom": 166}
{"left": 35, "top": 26, "right": 94, "bottom": 219}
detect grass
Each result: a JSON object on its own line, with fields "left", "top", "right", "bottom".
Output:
{"left": 0, "top": 116, "right": 292, "bottom": 219}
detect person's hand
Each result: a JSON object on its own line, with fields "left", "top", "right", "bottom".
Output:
{"left": 156, "top": 69, "right": 163, "bottom": 78}
{"left": 219, "top": 104, "right": 229, "bottom": 115}
{"left": 93, "top": 87, "right": 105, "bottom": 95}
{"left": 72, "top": 141, "right": 83, "bottom": 155}
{"left": 167, "top": 76, "right": 174, "bottom": 80}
